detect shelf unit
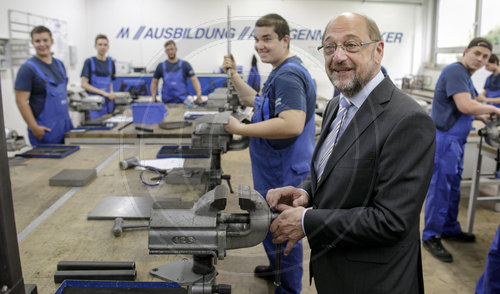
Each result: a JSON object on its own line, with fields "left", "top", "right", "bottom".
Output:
{"left": 0, "top": 38, "right": 8, "bottom": 70}
{"left": 6, "top": 10, "right": 69, "bottom": 78}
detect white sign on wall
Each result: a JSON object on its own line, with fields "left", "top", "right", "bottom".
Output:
{"left": 84, "top": 0, "right": 419, "bottom": 97}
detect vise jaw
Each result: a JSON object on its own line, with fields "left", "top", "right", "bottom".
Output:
{"left": 148, "top": 184, "right": 272, "bottom": 260}
{"left": 191, "top": 111, "right": 249, "bottom": 153}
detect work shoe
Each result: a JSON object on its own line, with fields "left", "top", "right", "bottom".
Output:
{"left": 423, "top": 236, "right": 453, "bottom": 263}
{"left": 442, "top": 232, "right": 476, "bottom": 243}
{"left": 254, "top": 265, "right": 275, "bottom": 281}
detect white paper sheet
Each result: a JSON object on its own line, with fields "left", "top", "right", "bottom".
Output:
{"left": 104, "top": 116, "right": 133, "bottom": 123}
{"left": 138, "top": 158, "right": 185, "bottom": 170}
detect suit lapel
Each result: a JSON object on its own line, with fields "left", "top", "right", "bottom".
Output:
{"left": 311, "top": 97, "right": 340, "bottom": 190}
{"left": 315, "top": 78, "right": 394, "bottom": 190}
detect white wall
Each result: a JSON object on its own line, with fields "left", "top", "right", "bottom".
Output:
{"left": 86, "top": 0, "right": 424, "bottom": 98}
{"left": 0, "top": 0, "right": 87, "bottom": 139}
{"left": 1, "top": 0, "right": 427, "bottom": 139}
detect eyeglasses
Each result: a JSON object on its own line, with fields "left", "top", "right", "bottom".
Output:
{"left": 317, "top": 40, "right": 379, "bottom": 55}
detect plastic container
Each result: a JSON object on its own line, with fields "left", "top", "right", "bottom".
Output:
{"left": 131, "top": 102, "right": 167, "bottom": 124}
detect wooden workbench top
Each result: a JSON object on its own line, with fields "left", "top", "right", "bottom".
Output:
{"left": 10, "top": 145, "right": 211, "bottom": 293}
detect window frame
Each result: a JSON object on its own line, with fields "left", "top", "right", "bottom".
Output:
{"left": 433, "top": 0, "right": 500, "bottom": 67}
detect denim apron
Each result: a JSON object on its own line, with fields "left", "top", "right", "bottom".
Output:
{"left": 423, "top": 80, "right": 476, "bottom": 240}
{"left": 251, "top": 62, "right": 315, "bottom": 294}
{"left": 484, "top": 74, "right": 500, "bottom": 108}
{"left": 88, "top": 57, "right": 113, "bottom": 119}
{"left": 26, "top": 59, "right": 73, "bottom": 145}
{"left": 161, "top": 60, "right": 188, "bottom": 103}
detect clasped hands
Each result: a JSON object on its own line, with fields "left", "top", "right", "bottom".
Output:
{"left": 266, "top": 186, "right": 309, "bottom": 256}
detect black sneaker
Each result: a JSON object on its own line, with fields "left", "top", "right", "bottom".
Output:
{"left": 423, "top": 236, "right": 453, "bottom": 263}
{"left": 442, "top": 232, "right": 476, "bottom": 243}
{"left": 254, "top": 265, "right": 275, "bottom": 282}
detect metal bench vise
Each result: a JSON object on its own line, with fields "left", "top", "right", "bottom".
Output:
{"left": 148, "top": 184, "right": 276, "bottom": 293}
{"left": 191, "top": 111, "right": 249, "bottom": 192}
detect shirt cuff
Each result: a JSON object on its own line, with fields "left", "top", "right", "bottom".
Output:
{"left": 296, "top": 188, "right": 310, "bottom": 236}
{"left": 301, "top": 209, "right": 308, "bottom": 236}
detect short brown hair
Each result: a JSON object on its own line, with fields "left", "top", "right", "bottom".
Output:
{"left": 31, "top": 26, "right": 52, "bottom": 39}
{"left": 489, "top": 54, "right": 499, "bottom": 65}
{"left": 95, "top": 34, "right": 108, "bottom": 44}
{"left": 164, "top": 40, "right": 176, "bottom": 48}
{"left": 256, "top": 13, "right": 289, "bottom": 40}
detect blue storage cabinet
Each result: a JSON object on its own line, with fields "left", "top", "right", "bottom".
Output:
{"left": 131, "top": 103, "right": 167, "bottom": 124}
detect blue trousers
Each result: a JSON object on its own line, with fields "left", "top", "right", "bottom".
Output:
{"left": 423, "top": 135, "right": 464, "bottom": 241}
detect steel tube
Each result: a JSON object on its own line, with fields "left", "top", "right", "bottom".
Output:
{"left": 57, "top": 261, "right": 136, "bottom": 271}
{"left": 0, "top": 72, "right": 27, "bottom": 294}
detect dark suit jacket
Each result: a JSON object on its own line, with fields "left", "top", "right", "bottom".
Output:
{"left": 301, "top": 77, "right": 435, "bottom": 294}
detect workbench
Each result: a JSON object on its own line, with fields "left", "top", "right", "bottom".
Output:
{"left": 465, "top": 141, "right": 500, "bottom": 233}
{"left": 406, "top": 89, "right": 434, "bottom": 103}
{"left": 64, "top": 104, "right": 196, "bottom": 146}
{"left": 10, "top": 145, "right": 213, "bottom": 293}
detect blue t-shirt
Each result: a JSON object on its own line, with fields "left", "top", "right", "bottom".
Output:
{"left": 431, "top": 62, "right": 476, "bottom": 131}
{"left": 262, "top": 56, "right": 316, "bottom": 148}
{"left": 80, "top": 57, "right": 116, "bottom": 81}
{"left": 15, "top": 56, "right": 67, "bottom": 118}
{"left": 153, "top": 59, "right": 194, "bottom": 81}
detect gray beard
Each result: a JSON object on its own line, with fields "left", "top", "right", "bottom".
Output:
{"left": 332, "top": 75, "right": 363, "bottom": 97}
{"left": 332, "top": 49, "right": 378, "bottom": 97}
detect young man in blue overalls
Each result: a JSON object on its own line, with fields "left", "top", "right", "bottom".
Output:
{"left": 423, "top": 38, "right": 500, "bottom": 263}
{"left": 81, "top": 34, "right": 116, "bottom": 119}
{"left": 150, "top": 40, "right": 202, "bottom": 104}
{"left": 222, "top": 13, "right": 316, "bottom": 294}
{"left": 15, "top": 25, "right": 73, "bottom": 146}
{"left": 477, "top": 54, "right": 500, "bottom": 106}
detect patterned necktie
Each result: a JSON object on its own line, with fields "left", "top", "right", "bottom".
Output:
{"left": 315, "top": 97, "right": 352, "bottom": 182}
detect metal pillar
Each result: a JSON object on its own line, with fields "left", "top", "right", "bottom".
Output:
{"left": 0, "top": 74, "right": 33, "bottom": 293}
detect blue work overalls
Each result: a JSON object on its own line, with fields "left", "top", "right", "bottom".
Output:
{"left": 475, "top": 223, "right": 500, "bottom": 294}
{"left": 26, "top": 59, "right": 73, "bottom": 146}
{"left": 250, "top": 62, "right": 315, "bottom": 294}
{"left": 484, "top": 74, "right": 500, "bottom": 108}
{"left": 88, "top": 57, "right": 114, "bottom": 119}
{"left": 161, "top": 60, "right": 188, "bottom": 103}
{"left": 423, "top": 81, "right": 476, "bottom": 240}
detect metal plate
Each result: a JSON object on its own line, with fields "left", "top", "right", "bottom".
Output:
{"left": 157, "top": 146, "right": 210, "bottom": 159}
{"left": 164, "top": 168, "right": 205, "bottom": 185}
{"left": 87, "top": 196, "right": 180, "bottom": 220}
{"left": 150, "top": 258, "right": 215, "bottom": 285}
{"left": 49, "top": 169, "right": 97, "bottom": 187}
{"left": 158, "top": 121, "right": 192, "bottom": 130}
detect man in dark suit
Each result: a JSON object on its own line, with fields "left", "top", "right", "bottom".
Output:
{"left": 267, "top": 13, "right": 436, "bottom": 293}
